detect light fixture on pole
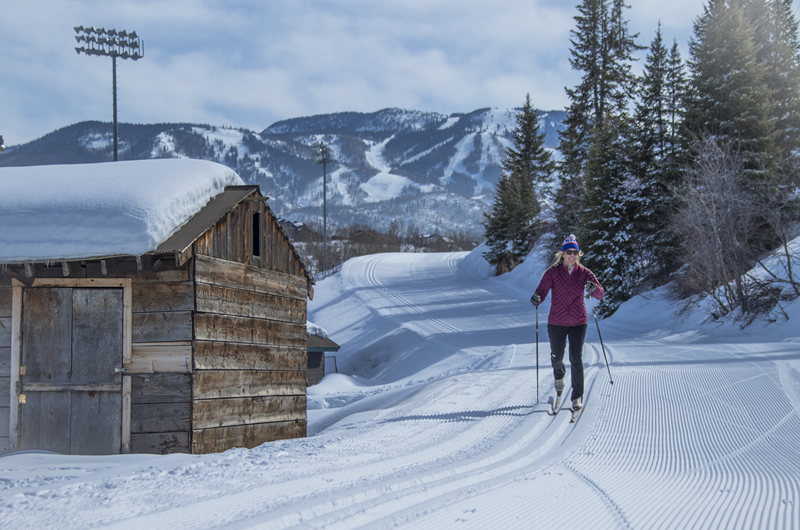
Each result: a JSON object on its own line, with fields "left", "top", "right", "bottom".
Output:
{"left": 0, "top": 135, "right": 5, "bottom": 153}
{"left": 74, "top": 25, "right": 144, "bottom": 161}
{"left": 313, "top": 141, "right": 335, "bottom": 273}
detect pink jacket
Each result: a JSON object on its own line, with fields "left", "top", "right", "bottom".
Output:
{"left": 534, "top": 263, "right": 604, "bottom": 326}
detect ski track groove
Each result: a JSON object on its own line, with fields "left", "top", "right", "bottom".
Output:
{"left": 567, "top": 347, "right": 800, "bottom": 530}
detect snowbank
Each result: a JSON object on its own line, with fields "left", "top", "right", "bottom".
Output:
{"left": 307, "top": 321, "right": 328, "bottom": 338}
{"left": 0, "top": 159, "right": 243, "bottom": 263}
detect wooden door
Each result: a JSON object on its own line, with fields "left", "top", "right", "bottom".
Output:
{"left": 19, "top": 288, "right": 124, "bottom": 454}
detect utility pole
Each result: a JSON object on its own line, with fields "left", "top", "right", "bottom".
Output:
{"left": 313, "top": 141, "right": 335, "bottom": 273}
{"left": 74, "top": 26, "right": 144, "bottom": 161}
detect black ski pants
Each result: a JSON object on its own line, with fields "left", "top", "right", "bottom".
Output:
{"left": 548, "top": 323, "right": 587, "bottom": 401}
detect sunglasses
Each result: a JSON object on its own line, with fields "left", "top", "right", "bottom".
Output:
{"left": 564, "top": 250, "right": 579, "bottom": 256}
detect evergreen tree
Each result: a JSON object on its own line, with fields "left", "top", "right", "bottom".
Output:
{"left": 483, "top": 95, "right": 554, "bottom": 272}
{"left": 629, "top": 26, "right": 687, "bottom": 281}
{"left": 685, "top": 0, "right": 776, "bottom": 169}
{"left": 746, "top": 0, "right": 800, "bottom": 165}
{"left": 666, "top": 40, "right": 689, "bottom": 172}
{"left": 554, "top": 0, "right": 642, "bottom": 239}
{"left": 684, "top": 0, "right": 800, "bottom": 259}
{"left": 579, "top": 116, "right": 636, "bottom": 315}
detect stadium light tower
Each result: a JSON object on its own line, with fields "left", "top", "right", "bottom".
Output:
{"left": 74, "top": 25, "right": 144, "bottom": 161}
{"left": 313, "top": 141, "right": 335, "bottom": 273}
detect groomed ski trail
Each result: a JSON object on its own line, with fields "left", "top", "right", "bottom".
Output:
{"left": 2, "top": 251, "right": 800, "bottom": 529}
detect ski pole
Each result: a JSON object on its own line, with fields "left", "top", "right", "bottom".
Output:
{"left": 535, "top": 304, "right": 539, "bottom": 403}
{"left": 590, "top": 298, "right": 614, "bottom": 385}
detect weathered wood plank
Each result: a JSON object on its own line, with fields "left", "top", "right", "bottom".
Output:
{"left": 0, "top": 347, "right": 9, "bottom": 378}
{"left": 194, "top": 313, "right": 306, "bottom": 347}
{"left": 21, "top": 288, "right": 72, "bottom": 382}
{"left": 19, "top": 392, "right": 71, "bottom": 453}
{"left": 193, "top": 370, "right": 306, "bottom": 400}
{"left": 195, "top": 283, "right": 306, "bottom": 323}
{"left": 192, "top": 419, "right": 306, "bottom": 453}
{"left": 22, "top": 382, "right": 122, "bottom": 392}
{"left": 192, "top": 395, "right": 306, "bottom": 430}
{"left": 0, "top": 288, "right": 11, "bottom": 317}
{"left": 0, "top": 317, "right": 10, "bottom": 348}
{"left": 132, "top": 312, "right": 193, "bottom": 343}
{"left": 131, "top": 374, "right": 191, "bottom": 404}
{"left": 131, "top": 402, "right": 191, "bottom": 433}
{"left": 131, "top": 432, "right": 190, "bottom": 454}
{"left": 0, "top": 436, "right": 10, "bottom": 454}
{"left": 195, "top": 254, "right": 307, "bottom": 300}
{"left": 0, "top": 378, "right": 8, "bottom": 408}
{"left": 71, "top": 288, "right": 123, "bottom": 383}
{"left": 131, "top": 342, "right": 192, "bottom": 374}
{"left": 71, "top": 391, "right": 121, "bottom": 455}
{"left": 193, "top": 341, "right": 305, "bottom": 371}
{"left": 132, "top": 282, "right": 193, "bottom": 313}
{"left": 0, "top": 407, "right": 8, "bottom": 438}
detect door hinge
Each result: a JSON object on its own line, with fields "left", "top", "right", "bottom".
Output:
{"left": 19, "top": 366, "right": 26, "bottom": 376}
{"left": 114, "top": 367, "right": 130, "bottom": 374}
{"left": 19, "top": 394, "right": 26, "bottom": 404}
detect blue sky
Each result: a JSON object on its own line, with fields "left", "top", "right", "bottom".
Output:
{"left": 1, "top": 0, "right": 789, "bottom": 145}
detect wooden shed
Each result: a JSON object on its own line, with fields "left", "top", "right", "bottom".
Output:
{"left": 0, "top": 160, "right": 314, "bottom": 455}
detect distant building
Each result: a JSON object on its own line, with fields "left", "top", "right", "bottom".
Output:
{"left": 306, "top": 335, "right": 341, "bottom": 386}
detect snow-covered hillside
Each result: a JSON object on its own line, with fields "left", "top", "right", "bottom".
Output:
{"left": 2, "top": 243, "right": 799, "bottom": 528}
{"left": 0, "top": 108, "right": 567, "bottom": 235}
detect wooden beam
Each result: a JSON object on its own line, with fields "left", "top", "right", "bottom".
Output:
{"left": 193, "top": 370, "right": 306, "bottom": 400}
{"left": 9, "top": 283, "right": 22, "bottom": 450}
{"left": 194, "top": 313, "right": 306, "bottom": 346}
{"left": 131, "top": 432, "right": 190, "bottom": 454}
{"left": 132, "top": 312, "right": 193, "bottom": 343}
{"left": 192, "top": 420, "right": 305, "bottom": 453}
{"left": 195, "top": 283, "right": 306, "bottom": 323}
{"left": 13, "top": 278, "right": 130, "bottom": 289}
{"left": 193, "top": 341, "right": 305, "bottom": 371}
{"left": 194, "top": 254, "right": 307, "bottom": 300}
{"left": 192, "top": 395, "right": 305, "bottom": 430}
{"left": 21, "top": 382, "right": 122, "bottom": 392}
{"left": 130, "top": 342, "right": 192, "bottom": 374}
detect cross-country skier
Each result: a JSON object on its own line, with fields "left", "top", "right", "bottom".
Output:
{"left": 530, "top": 234, "right": 605, "bottom": 411}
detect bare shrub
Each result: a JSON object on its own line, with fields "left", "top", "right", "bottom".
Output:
{"left": 672, "top": 135, "right": 798, "bottom": 320}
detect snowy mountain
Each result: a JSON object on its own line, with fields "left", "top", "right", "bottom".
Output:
{"left": 0, "top": 108, "right": 566, "bottom": 234}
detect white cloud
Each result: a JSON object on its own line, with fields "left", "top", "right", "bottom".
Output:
{"left": 0, "top": 0, "right": 783, "bottom": 145}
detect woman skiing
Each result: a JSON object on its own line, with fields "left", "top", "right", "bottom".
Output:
{"left": 530, "top": 235, "right": 604, "bottom": 411}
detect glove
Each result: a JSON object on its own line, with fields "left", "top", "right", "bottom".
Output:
{"left": 531, "top": 293, "right": 541, "bottom": 306}
{"left": 585, "top": 281, "right": 596, "bottom": 293}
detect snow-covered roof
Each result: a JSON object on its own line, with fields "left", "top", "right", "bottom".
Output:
{"left": 0, "top": 159, "right": 244, "bottom": 263}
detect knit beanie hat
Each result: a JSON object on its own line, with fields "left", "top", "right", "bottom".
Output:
{"left": 561, "top": 234, "right": 579, "bottom": 252}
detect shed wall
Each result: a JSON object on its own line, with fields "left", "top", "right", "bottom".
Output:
{"left": 191, "top": 254, "right": 307, "bottom": 453}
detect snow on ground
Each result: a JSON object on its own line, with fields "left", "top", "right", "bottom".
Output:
{"left": 2, "top": 245, "right": 800, "bottom": 529}
{"left": 0, "top": 159, "right": 243, "bottom": 262}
